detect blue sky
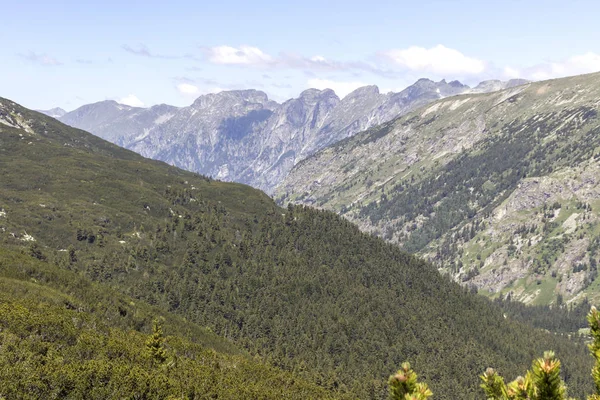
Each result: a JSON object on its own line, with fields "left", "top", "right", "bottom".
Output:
{"left": 4, "top": 0, "right": 600, "bottom": 110}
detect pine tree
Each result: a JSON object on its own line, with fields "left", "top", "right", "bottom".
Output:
{"left": 480, "top": 350, "right": 570, "bottom": 399}
{"left": 589, "top": 306, "right": 600, "bottom": 399}
{"left": 392, "top": 307, "right": 600, "bottom": 400}
{"left": 388, "top": 362, "right": 432, "bottom": 400}
{"left": 529, "top": 351, "right": 567, "bottom": 400}
{"left": 146, "top": 318, "right": 168, "bottom": 364}
{"left": 480, "top": 368, "right": 508, "bottom": 400}
{"left": 506, "top": 375, "right": 531, "bottom": 400}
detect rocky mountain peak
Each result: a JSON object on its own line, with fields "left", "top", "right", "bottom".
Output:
{"left": 506, "top": 79, "right": 530, "bottom": 88}
{"left": 297, "top": 88, "right": 339, "bottom": 104}
{"left": 62, "top": 100, "right": 131, "bottom": 120}
{"left": 58, "top": 75, "right": 525, "bottom": 194}
{"left": 472, "top": 80, "right": 503, "bottom": 92}
{"left": 343, "top": 85, "right": 380, "bottom": 100}
{"left": 191, "top": 89, "right": 271, "bottom": 109}
{"left": 415, "top": 78, "right": 435, "bottom": 85}
{"left": 469, "top": 79, "right": 530, "bottom": 94}
{"left": 449, "top": 80, "right": 467, "bottom": 88}
{"left": 35, "top": 107, "right": 67, "bottom": 119}
{"left": 278, "top": 89, "right": 339, "bottom": 129}
{"left": 395, "top": 78, "right": 468, "bottom": 100}
{"left": 149, "top": 103, "right": 179, "bottom": 113}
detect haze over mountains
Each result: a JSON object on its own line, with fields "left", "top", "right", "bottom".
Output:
{"left": 55, "top": 78, "right": 526, "bottom": 193}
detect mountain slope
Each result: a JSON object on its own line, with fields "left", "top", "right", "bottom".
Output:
{"left": 276, "top": 71, "right": 600, "bottom": 306}
{"left": 59, "top": 100, "right": 178, "bottom": 147}
{"left": 0, "top": 97, "right": 593, "bottom": 399}
{"left": 58, "top": 79, "right": 472, "bottom": 192}
{"left": 0, "top": 248, "right": 339, "bottom": 399}
{"left": 1, "top": 100, "right": 338, "bottom": 400}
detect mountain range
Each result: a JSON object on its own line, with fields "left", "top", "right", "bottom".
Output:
{"left": 276, "top": 71, "right": 600, "bottom": 306}
{"left": 0, "top": 95, "right": 593, "bottom": 399}
{"left": 55, "top": 78, "right": 526, "bottom": 193}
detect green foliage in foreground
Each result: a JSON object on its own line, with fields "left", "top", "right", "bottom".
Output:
{"left": 0, "top": 276, "right": 338, "bottom": 400}
{"left": 481, "top": 352, "right": 569, "bottom": 400}
{"left": 391, "top": 307, "right": 600, "bottom": 400}
{"left": 388, "top": 362, "right": 432, "bottom": 400}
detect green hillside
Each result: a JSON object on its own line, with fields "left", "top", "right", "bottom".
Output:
{"left": 0, "top": 97, "right": 595, "bottom": 399}
{"left": 0, "top": 251, "right": 337, "bottom": 399}
{"left": 277, "top": 72, "right": 600, "bottom": 305}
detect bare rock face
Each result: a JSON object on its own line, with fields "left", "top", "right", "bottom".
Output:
{"left": 58, "top": 78, "right": 486, "bottom": 193}
{"left": 59, "top": 101, "right": 179, "bottom": 148}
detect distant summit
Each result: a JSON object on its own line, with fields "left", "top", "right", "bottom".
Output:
{"left": 469, "top": 79, "right": 530, "bottom": 93}
{"left": 35, "top": 107, "right": 67, "bottom": 119}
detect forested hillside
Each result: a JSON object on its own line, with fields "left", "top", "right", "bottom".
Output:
{"left": 277, "top": 72, "right": 600, "bottom": 305}
{"left": 0, "top": 248, "right": 338, "bottom": 399}
{"left": 0, "top": 97, "right": 594, "bottom": 399}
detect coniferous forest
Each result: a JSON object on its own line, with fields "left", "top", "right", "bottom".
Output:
{"left": 390, "top": 307, "right": 600, "bottom": 400}
{"left": 0, "top": 99, "right": 598, "bottom": 399}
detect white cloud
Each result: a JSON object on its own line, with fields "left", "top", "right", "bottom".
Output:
{"left": 206, "top": 45, "right": 273, "bottom": 65}
{"left": 118, "top": 94, "right": 144, "bottom": 107}
{"left": 19, "top": 51, "right": 62, "bottom": 66}
{"left": 176, "top": 83, "right": 226, "bottom": 97}
{"left": 506, "top": 52, "right": 600, "bottom": 81}
{"left": 201, "top": 44, "right": 398, "bottom": 79}
{"left": 382, "top": 45, "right": 485, "bottom": 75}
{"left": 567, "top": 52, "right": 600, "bottom": 73}
{"left": 503, "top": 66, "right": 521, "bottom": 79}
{"left": 177, "top": 83, "right": 200, "bottom": 95}
{"left": 200, "top": 43, "right": 600, "bottom": 87}
{"left": 308, "top": 79, "right": 368, "bottom": 98}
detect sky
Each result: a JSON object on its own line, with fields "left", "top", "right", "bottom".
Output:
{"left": 3, "top": 0, "right": 600, "bottom": 111}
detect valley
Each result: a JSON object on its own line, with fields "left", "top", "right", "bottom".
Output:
{"left": 8, "top": 2, "right": 600, "bottom": 399}
{"left": 0, "top": 97, "right": 594, "bottom": 399}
